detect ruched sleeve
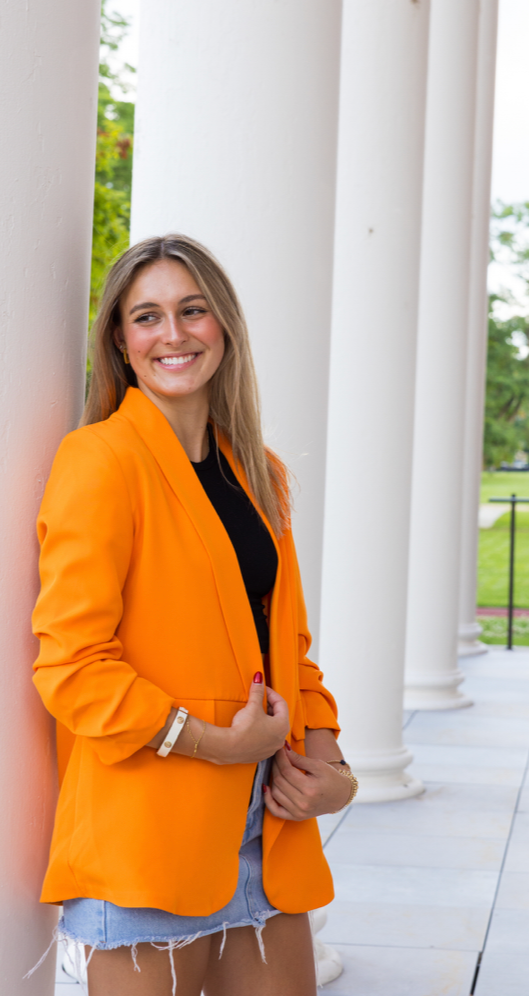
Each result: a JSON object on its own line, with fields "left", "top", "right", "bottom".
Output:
{"left": 32, "top": 429, "right": 174, "bottom": 765}
{"left": 285, "top": 526, "right": 340, "bottom": 736}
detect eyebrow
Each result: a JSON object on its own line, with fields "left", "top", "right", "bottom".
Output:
{"left": 129, "top": 294, "right": 206, "bottom": 316}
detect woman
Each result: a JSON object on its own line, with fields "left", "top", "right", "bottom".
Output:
{"left": 32, "top": 235, "right": 357, "bottom": 996}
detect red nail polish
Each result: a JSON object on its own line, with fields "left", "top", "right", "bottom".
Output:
{"left": 262, "top": 784, "right": 267, "bottom": 793}
{"left": 284, "top": 740, "right": 292, "bottom": 751}
{"left": 253, "top": 672, "right": 263, "bottom": 684}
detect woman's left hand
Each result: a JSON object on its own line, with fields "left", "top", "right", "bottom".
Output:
{"left": 262, "top": 744, "right": 351, "bottom": 821}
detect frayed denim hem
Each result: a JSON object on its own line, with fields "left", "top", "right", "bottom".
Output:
{"left": 24, "top": 908, "right": 282, "bottom": 996}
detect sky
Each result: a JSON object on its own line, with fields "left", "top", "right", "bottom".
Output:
{"left": 105, "top": 0, "right": 139, "bottom": 97}
{"left": 491, "top": 0, "right": 529, "bottom": 205}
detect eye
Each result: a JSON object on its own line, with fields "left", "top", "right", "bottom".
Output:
{"left": 134, "top": 312, "right": 158, "bottom": 324}
{"left": 183, "top": 306, "right": 207, "bottom": 317}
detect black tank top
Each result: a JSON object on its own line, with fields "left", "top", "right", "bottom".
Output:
{"left": 191, "top": 428, "right": 278, "bottom": 653}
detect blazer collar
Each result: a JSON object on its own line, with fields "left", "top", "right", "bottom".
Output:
{"left": 116, "top": 388, "right": 275, "bottom": 693}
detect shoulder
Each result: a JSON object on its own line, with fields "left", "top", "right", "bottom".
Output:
{"left": 52, "top": 412, "right": 141, "bottom": 475}
{"left": 43, "top": 417, "right": 140, "bottom": 515}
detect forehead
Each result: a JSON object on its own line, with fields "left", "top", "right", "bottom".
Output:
{"left": 124, "top": 259, "right": 200, "bottom": 303}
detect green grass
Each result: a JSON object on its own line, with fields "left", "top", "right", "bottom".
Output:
{"left": 479, "top": 615, "right": 529, "bottom": 646}
{"left": 477, "top": 512, "right": 529, "bottom": 607}
{"left": 478, "top": 471, "right": 529, "bottom": 643}
{"left": 480, "top": 471, "right": 529, "bottom": 503}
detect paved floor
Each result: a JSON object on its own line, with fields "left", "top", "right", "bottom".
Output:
{"left": 55, "top": 648, "right": 529, "bottom": 995}
{"left": 318, "top": 648, "right": 529, "bottom": 996}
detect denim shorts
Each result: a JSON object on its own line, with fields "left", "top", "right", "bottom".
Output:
{"left": 59, "top": 758, "right": 280, "bottom": 958}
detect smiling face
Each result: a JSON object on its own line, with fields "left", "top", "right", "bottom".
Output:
{"left": 116, "top": 258, "right": 225, "bottom": 407}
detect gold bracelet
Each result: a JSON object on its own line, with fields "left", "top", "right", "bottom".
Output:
{"left": 331, "top": 770, "right": 359, "bottom": 812}
{"left": 186, "top": 717, "right": 206, "bottom": 758}
{"left": 326, "top": 759, "right": 350, "bottom": 769}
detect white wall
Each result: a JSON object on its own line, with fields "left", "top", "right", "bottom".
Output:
{"left": 131, "top": 0, "right": 342, "bottom": 651}
{"left": 0, "top": 1, "right": 100, "bottom": 990}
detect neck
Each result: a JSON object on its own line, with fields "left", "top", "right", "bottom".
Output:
{"left": 137, "top": 382, "right": 210, "bottom": 461}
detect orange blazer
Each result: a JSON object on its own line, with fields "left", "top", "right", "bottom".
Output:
{"left": 32, "top": 387, "right": 339, "bottom": 915}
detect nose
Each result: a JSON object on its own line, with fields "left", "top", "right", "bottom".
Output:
{"left": 162, "top": 314, "right": 188, "bottom": 346}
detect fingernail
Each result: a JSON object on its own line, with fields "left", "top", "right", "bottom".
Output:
{"left": 284, "top": 740, "right": 292, "bottom": 751}
{"left": 262, "top": 784, "right": 267, "bottom": 793}
{"left": 253, "top": 672, "right": 263, "bottom": 684}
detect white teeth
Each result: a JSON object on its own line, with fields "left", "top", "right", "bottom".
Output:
{"left": 158, "top": 354, "right": 197, "bottom": 367}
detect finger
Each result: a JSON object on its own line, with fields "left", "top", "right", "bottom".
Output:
{"left": 268, "top": 782, "right": 306, "bottom": 819}
{"left": 265, "top": 688, "right": 290, "bottom": 721}
{"left": 283, "top": 748, "right": 323, "bottom": 775}
{"left": 265, "top": 686, "right": 286, "bottom": 708}
{"left": 271, "top": 769, "right": 307, "bottom": 805}
{"left": 275, "top": 746, "right": 313, "bottom": 785}
{"left": 262, "top": 785, "right": 297, "bottom": 821}
{"left": 246, "top": 671, "right": 265, "bottom": 708}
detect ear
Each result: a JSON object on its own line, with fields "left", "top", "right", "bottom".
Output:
{"left": 112, "top": 325, "right": 124, "bottom": 351}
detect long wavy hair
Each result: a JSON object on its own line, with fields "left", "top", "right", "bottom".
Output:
{"left": 81, "top": 234, "right": 289, "bottom": 535}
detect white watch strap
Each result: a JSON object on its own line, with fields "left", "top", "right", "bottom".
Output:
{"left": 157, "top": 707, "right": 189, "bottom": 757}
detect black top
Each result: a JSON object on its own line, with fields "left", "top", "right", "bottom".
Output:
{"left": 191, "top": 428, "right": 278, "bottom": 653}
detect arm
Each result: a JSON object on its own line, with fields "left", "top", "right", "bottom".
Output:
{"left": 287, "top": 529, "right": 341, "bottom": 740}
{"left": 263, "top": 526, "right": 349, "bottom": 818}
{"left": 33, "top": 432, "right": 289, "bottom": 766}
{"left": 147, "top": 678, "right": 289, "bottom": 765}
{"left": 33, "top": 431, "right": 174, "bottom": 765}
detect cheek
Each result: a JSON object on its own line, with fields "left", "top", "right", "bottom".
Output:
{"left": 124, "top": 326, "right": 151, "bottom": 358}
{"left": 204, "top": 322, "right": 225, "bottom": 363}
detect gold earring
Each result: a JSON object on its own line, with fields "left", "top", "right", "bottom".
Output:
{"left": 120, "top": 345, "right": 130, "bottom": 365}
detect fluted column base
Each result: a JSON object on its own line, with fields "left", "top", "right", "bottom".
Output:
{"left": 311, "top": 909, "right": 343, "bottom": 987}
{"left": 404, "top": 668, "right": 473, "bottom": 710}
{"left": 458, "top": 620, "right": 488, "bottom": 657}
{"left": 342, "top": 745, "right": 424, "bottom": 803}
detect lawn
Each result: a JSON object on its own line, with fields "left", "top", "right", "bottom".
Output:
{"left": 477, "top": 511, "right": 529, "bottom": 606}
{"left": 480, "top": 470, "right": 529, "bottom": 502}
{"left": 479, "top": 615, "right": 529, "bottom": 646}
{"left": 478, "top": 471, "right": 529, "bottom": 644}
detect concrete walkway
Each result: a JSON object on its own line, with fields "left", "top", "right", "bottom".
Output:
{"left": 479, "top": 502, "right": 529, "bottom": 528}
{"left": 55, "top": 648, "right": 529, "bottom": 995}
{"left": 318, "top": 648, "right": 529, "bottom": 996}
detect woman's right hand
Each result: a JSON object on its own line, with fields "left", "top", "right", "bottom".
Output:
{"left": 208, "top": 672, "right": 290, "bottom": 765}
{"left": 149, "top": 672, "right": 290, "bottom": 765}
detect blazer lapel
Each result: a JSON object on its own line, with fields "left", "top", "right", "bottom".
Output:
{"left": 215, "top": 430, "right": 297, "bottom": 712}
{"left": 117, "top": 388, "right": 262, "bottom": 693}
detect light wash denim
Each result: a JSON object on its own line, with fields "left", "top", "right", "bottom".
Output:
{"left": 59, "top": 758, "right": 279, "bottom": 963}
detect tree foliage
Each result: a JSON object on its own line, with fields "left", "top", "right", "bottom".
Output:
{"left": 90, "top": 1, "right": 135, "bottom": 326}
{"left": 484, "top": 203, "right": 529, "bottom": 467}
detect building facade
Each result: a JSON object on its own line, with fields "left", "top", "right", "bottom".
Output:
{"left": 0, "top": 0, "right": 498, "bottom": 990}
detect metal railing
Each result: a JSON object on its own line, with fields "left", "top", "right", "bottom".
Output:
{"left": 489, "top": 493, "right": 529, "bottom": 649}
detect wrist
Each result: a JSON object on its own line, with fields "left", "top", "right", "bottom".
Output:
{"left": 199, "top": 723, "right": 233, "bottom": 765}
{"left": 148, "top": 708, "right": 177, "bottom": 751}
{"left": 304, "top": 727, "right": 341, "bottom": 762}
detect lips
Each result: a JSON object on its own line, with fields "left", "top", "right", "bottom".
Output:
{"left": 156, "top": 353, "right": 199, "bottom": 368}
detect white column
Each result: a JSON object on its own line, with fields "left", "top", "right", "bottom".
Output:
{"left": 458, "top": 0, "right": 499, "bottom": 657}
{"left": 131, "top": 0, "right": 341, "bottom": 653}
{"left": 404, "top": 0, "right": 481, "bottom": 710}
{"left": 319, "top": 0, "right": 430, "bottom": 803}
{"left": 0, "top": 2, "right": 99, "bottom": 992}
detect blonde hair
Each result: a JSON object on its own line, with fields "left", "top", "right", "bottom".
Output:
{"left": 82, "top": 234, "right": 289, "bottom": 535}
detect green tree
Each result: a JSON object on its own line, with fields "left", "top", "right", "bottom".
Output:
{"left": 484, "top": 203, "right": 529, "bottom": 467}
{"left": 90, "top": 1, "right": 135, "bottom": 326}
